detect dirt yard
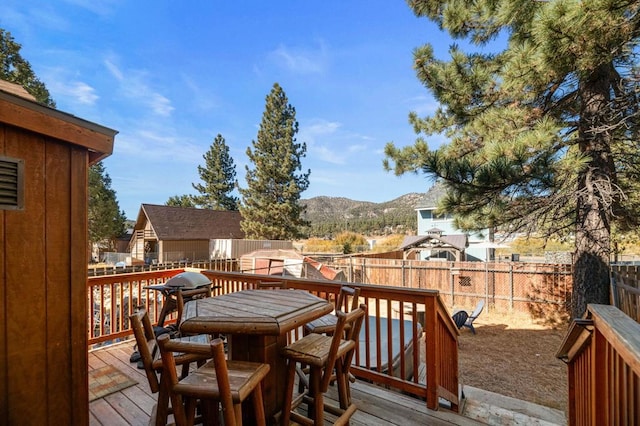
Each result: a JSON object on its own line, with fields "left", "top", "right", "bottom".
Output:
{"left": 457, "top": 310, "right": 569, "bottom": 412}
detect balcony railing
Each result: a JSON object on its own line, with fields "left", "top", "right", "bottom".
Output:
{"left": 87, "top": 269, "right": 460, "bottom": 412}
{"left": 556, "top": 304, "right": 640, "bottom": 425}
{"left": 88, "top": 270, "right": 180, "bottom": 346}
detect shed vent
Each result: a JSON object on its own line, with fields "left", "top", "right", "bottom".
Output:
{"left": 0, "top": 156, "right": 24, "bottom": 210}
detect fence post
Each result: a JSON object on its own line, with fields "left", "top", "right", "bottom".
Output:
{"left": 509, "top": 263, "right": 514, "bottom": 311}
{"left": 450, "top": 262, "right": 455, "bottom": 306}
{"left": 484, "top": 261, "right": 489, "bottom": 309}
{"left": 362, "top": 257, "right": 367, "bottom": 284}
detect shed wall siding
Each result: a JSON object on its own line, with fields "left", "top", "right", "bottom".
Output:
{"left": 209, "top": 239, "right": 294, "bottom": 259}
{"left": 161, "top": 240, "right": 209, "bottom": 262}
{"left": 0, "top": 124, "right": 89, "bottom": 425}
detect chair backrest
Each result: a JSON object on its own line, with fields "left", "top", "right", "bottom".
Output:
{"left": 129, "top": 309, "right": 161, "bottom": 393}
{"left": 335, "top": 286, "right": 361, "bottom": 313}
{"left": 452, "top": 310, "right": 469, "bottom": 329}
{"left": 321, "top": 304, "right": 367, "bottom": 392}
{"left": 174, "top": 286, "right": 211, "bottom": 329}
{"left": 470, "top": 300, "right": 485, "bottom": 320}
{"left": 256, "top": 280, "right": 286, "bottom": 290}
{"left": 157, "top": 335, "right": 235, "bottom": 424}
{"left": 340, "top": 303, "right": 367, "bottom": 371}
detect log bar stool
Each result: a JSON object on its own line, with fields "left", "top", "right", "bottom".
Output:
{"left": 158, "top": 334, "right": 271, "bottom": 426}
{"left": 129, "top": 309, "right": 211, "bottom": 426}
{"left": 304, "top": 286, "right": 361, "bottom": 336}
{"left": 281, "top": 304, "right": 367, "bottom": 426}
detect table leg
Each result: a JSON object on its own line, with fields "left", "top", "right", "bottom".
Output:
{"left": 230, "top": 334, "right": 287, "bottom": 424}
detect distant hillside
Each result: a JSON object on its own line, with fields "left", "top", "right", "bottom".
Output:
{"left": 301, "top": 193, "right": 423, "bottom": 237}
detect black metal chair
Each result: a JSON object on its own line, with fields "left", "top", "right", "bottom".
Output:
{"left": 452, "top": 310, "right": 469, "bottom": 329}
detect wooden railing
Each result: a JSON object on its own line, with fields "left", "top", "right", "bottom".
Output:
{"left": 556, "top": 304, "right": 640, "bottom": 425}
{"left": 88, "top": 269, "right": 185, "bottom": 345}
{"left": 87, "top": 269, "right": 460, "bottom": 412}
{"left": 201, "top": 270, "right": 460, "bottom": 412}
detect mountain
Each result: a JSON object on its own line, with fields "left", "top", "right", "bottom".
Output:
{"left": 301, "top": 193, "right": 423, "bottom": 236}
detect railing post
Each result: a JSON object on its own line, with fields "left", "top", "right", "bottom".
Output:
{"left": 424, "top": 296, "right": 438, "bottom": 410}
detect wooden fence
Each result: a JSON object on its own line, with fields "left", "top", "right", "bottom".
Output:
{"left": 328, "top": 257, "right": 572, "bottom": 318}
{"left": 610, "top": 265, "right": 640, "bottom": 323}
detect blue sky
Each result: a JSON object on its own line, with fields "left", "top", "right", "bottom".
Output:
{"left": 1, "top": 1, "right": 452, "bottom": 219}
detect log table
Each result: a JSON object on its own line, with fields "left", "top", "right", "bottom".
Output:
{"left": 180, "top": 289, "right": 333, "bottom": 423}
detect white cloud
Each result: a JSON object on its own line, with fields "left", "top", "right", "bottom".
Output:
{"left": 180, "top": 74, "right": 220, "bottom": 112}
{"left": 269, "top": 40, "right": 329, "bottom": 74}
{"left": 62, "top": 0, "right": 119, "bottom": 16}
{"left": 104, "top": 59, "right": 124, "bottom": 81}
{"left": 313, "top": 145, "right": 345, "bottom": 165}
{"left": 348, "top": 144, "right": 367, "bottom": 153}
{"left": 103, "top": 57, "right": 174, "bottom": 117}
{"left": 406, "top": 94, "right": 439, "bottom": 116}
{"left": 299, "top": 118, "right": 376, "bottom": 165}
{"left": 306, "top": 120, "right": 341, "bottom": 135}
{"left": 146, "top": 92, "right": 174, "bottom": 117}
{"left": 60, "top": 81, "right": 99, "bottom": 105}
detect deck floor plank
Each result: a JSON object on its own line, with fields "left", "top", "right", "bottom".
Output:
{"left": 89, "top": 340, "right": 479, "bottom": 425}
{"left": 103, "top": 392, "right": 150, "bottom": 426}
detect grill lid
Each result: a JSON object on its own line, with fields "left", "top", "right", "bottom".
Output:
{"left": 164, "top": 271, "right": 211, "bottom": 289}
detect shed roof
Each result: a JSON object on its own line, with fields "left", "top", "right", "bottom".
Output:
{"left": 0, "top": 80, "right": 117, "bottom": 165}
{"left": 136, "top": 204, "right": 244, "bottom": 240}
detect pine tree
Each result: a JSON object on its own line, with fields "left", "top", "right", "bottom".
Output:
{"left": 166, "top": 194, "right": 196, "bottom": 208}
{"left": 88, "top": 162, "right": 127, "bottom": 251}
{"left": 384, "top": 1, "right": 640, "bottom": 317}
{"left": 192, "top": 134, "right": 239, "bottom": 210}
{"left": 239, "top": 83, "right": 310, "bottom": 240}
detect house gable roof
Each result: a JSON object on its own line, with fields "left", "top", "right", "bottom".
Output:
{"left": 399, "top": 233, "right": 467, "bottom": 251}
{"left": 136, "top": 204, "right": 244, "bottom": 240}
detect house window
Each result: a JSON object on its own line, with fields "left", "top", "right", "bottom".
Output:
{"left": 0, "top": 156, "right": 24, "bottom": 210}
{"left": 433, "top": 212, "right": 451, "bottom": 220}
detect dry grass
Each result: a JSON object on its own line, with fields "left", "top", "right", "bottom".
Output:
{"left": 457, "top": 310, "right": 569, "bottom": 412}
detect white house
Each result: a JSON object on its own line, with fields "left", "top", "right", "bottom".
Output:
{"left": 409, "top": 181, "right": 493, "bottom": 261}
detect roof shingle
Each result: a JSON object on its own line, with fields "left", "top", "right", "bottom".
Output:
{"left": 137, "top": 204, "right": 244, "bottom": 240}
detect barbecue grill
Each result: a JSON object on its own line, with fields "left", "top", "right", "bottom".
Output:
{"left": 144, "top": 271, "right": 213, "bottom": 328}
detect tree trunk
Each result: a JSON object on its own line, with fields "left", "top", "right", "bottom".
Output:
{"left": 572, "top": 65, "right": 615, "bottom": 318}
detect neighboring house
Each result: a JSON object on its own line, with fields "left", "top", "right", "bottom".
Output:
{"left": 410, "top": 182, "right": 492, "bottom": 261}
{"left": 91, "top": 228, "right": 132, "bottom": 264}
{"left": 129, "top": 204, "right": 244, "bottom": 264}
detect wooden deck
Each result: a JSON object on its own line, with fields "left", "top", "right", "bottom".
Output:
{"left": 88, "top": 340, "right": 481, "bottom": 425}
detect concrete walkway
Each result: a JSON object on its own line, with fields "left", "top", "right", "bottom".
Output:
{"left": 462, "top": 386, "right": 567, "bottom": 425}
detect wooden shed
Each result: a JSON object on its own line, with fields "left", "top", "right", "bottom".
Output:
{"left": 129, "top": 204, "right": 245, "bottom": 264}
{"left": 0, "top": 81, "right": 117, "bottom": 425}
